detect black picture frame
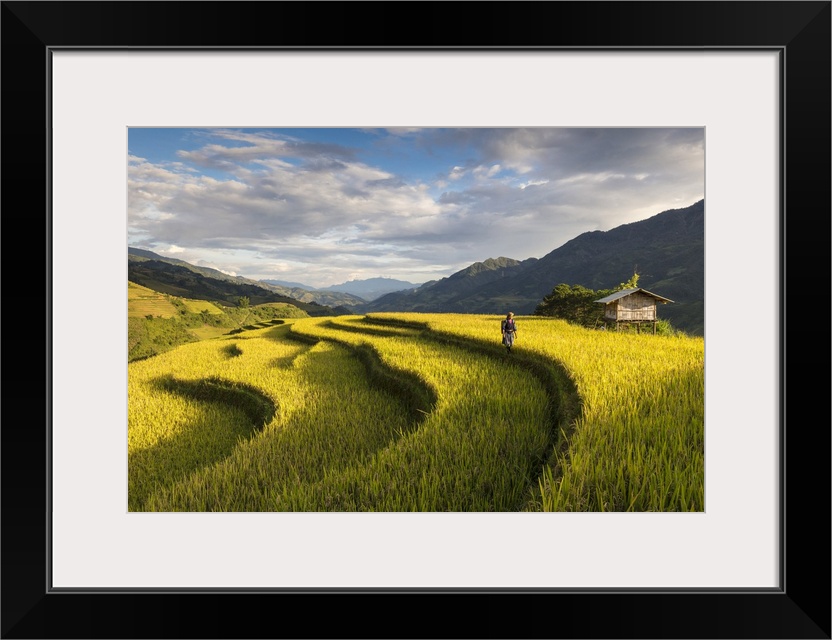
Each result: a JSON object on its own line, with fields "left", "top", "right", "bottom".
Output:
{"left": 3, "top": 2, "right": 829, "bottom": 638}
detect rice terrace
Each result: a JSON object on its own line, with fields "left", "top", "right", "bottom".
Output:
{"left": 127, "top": 126, "right": 706, "bottom": 513}
{"left": 128, "top": 310, "right": 704, "bottom": 512}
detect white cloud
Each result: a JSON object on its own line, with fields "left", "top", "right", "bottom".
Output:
{"left": 519, "top": 179, "right": 549, "bottom": 190}
{"left": 448, "top": 166, "right": 466, "bottom": 181}
{"left": 128, "top": 128, "right": 704, "bottom": 287}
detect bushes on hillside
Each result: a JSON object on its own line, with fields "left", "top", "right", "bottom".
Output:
{"left": 128, "top": 302, "right": 309, "bottom": 362}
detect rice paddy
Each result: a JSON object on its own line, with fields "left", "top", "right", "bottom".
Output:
{"left": 128, "top": 313, "right": 704, "bottom": 512}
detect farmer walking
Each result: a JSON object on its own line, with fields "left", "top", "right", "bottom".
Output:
{"left": 501, "top": 312, "right": 518, "bottom": 353}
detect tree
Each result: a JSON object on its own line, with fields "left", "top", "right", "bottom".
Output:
{"left": 534, "top": 272, "right": 640, "bottom": 328}
{"left": 536, "top": 272, "right": 679, "bottom": 334}
{"left": 238, "top": 296, "right": 250, "bottom": 309}
{"left": 534, "top": 283, "right": 607, "bottom": 327}
{"left": 617, "top": 271, "right": 640, "bottom": 290}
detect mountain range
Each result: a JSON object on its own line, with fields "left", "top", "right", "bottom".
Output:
{"left": 128, "top": 199, "right": 704, "bottom": 335}
{"left": 362, "top": 200, "right": 704, "bottom": 334}
{"left": 259, "top": 277, "right": 420, "bottom": 301}
{"left": 127, "top": 250, "right": 347, "bottom": 315}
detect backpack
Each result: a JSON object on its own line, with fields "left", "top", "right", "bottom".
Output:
{"left": 503, "top": 319, "right": 515, "bottom": 333}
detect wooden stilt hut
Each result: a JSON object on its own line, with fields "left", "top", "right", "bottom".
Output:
{"left": 595, "top": 287, "right": 674, "bottom": 334}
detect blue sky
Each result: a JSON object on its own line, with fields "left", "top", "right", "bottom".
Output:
{"left": 128, "top": 127, "right": 704, "bottom": 287}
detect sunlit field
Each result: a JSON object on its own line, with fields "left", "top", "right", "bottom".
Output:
{"left": 366, "top": 313, "right": 705, "bottom": 511}
{"left": 128, "top": 313, "right": 704, "bottom": 512}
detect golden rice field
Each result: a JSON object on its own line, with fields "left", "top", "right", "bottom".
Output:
{"left": 128, "top": 281, "right": 224, "bottom": 318}
{"left": 127, "top": 282, "right": 180, "bottom": 318}
{"left": 128, "top": 313, "right": 704, "bottom": 512}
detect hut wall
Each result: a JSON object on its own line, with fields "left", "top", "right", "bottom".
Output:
{"left": 612, "top": 292, "right": 657, "bottom": 321}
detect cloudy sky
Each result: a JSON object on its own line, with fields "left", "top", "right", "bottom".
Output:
{"left": 127, "top": 127, "right": 704, "bottom": 288}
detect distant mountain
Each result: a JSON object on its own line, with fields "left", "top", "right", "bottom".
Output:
{"left": 129, "top": 248, "right": 363, "bottom": 311}
{"left": 258, "top": 282, "right": 367, "bottom": 309}
{"left": 363, "top": 257, "right": 538, "bottom": 313}
{"left": 261, "top": 279, "right": 318, "bottom": 291}
{"left": 362, "top": 200, "right": 704, "bottom": 335}
{"left": 127, "top": 250, "right": 337, "bottom": 316}
{"left": 320, "top": 277, "right": 421, "bottom": 301}
{"left": 259, "top": 276, "right": 420, "bottom": 304}
{"left": 129, "top": 248, "right": 260, "bottom": 287}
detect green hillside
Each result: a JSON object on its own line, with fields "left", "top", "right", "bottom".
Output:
{"left": 128, "top": 256, "right": 336, "bottom": 316}
{"left": 128, "top": 282, "right": 309, "bottom": 362}
{"left": 129, "top": 247, "right": 364, "bottom": 308}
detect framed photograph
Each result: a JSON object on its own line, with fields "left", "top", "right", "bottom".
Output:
{"left": 4, "top": 1, "right": 829, "bottom": 638}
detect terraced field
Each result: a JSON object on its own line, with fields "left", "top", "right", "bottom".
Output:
{"left": 127, "top": 281, "right": 181, "bottom": 318}
{"left": 128, "top": 313, "right": 704, "bottom": 512}
{"left": 128, "top": 281, "right": 225, "bottom": 318}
